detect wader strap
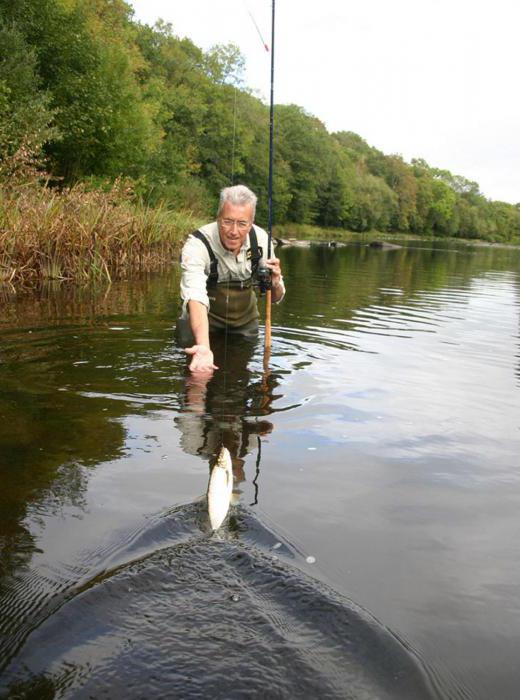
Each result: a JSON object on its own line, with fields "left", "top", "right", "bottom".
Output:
{"left": 190, "top": 227, "right": 261, "bottom": 289}
{"left": 248, "top": 227, "right": 261, "bottom": 278}
{"left": 190, "top": 230, "right": 218, "bottom": 287}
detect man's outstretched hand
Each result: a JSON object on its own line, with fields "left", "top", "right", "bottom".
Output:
{"left": 184, "top": 344, "right": 218, "bottom": 373}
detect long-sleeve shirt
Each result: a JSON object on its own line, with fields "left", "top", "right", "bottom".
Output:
{"left": 179, "top": 221, "right": 285, "bottom": 316}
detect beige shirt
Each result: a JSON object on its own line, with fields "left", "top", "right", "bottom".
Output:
{"left": 179, "top": 222, "right": 285, "bottom": 315}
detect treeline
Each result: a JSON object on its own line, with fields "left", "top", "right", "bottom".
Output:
{"left": 1, "top": 0, "right": 519, "bottom": 243}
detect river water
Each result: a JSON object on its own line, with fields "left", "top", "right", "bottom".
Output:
{"left": 1, "top": 241, "right": 519, "bottom": 699}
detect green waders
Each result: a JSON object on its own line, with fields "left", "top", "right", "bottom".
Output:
{"left": 175, "top": 229, "right": 262, "bottom": 347}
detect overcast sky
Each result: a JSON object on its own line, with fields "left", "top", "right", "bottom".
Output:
{"left": 129, "top": 0, "right": 519, "bottom": 204}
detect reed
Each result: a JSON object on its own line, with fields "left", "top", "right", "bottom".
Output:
{"left": 0, "top": 151, "right": 199, "bottom": 286}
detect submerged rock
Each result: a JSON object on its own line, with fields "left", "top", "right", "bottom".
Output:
{"left": 368, "top": 240, "right": 403, "bottom": 250}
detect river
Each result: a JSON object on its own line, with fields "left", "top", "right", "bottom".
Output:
{"left": 1, "top": 240, "right": 519, "bottom": 698}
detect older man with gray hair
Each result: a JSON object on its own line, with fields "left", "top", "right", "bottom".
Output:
{"left": 178, "top": 184, "right": 285, "bottom": 373}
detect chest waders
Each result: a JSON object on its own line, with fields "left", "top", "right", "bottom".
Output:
{"left": 191, "top": 229, "right": 261, "bottom": 333}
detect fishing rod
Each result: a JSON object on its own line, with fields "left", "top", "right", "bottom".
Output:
{"left": 244, "top": 1, "right": 274, "bottom": 355}
{"left": 264, "top": 0, "right": 275, "bottom": 353}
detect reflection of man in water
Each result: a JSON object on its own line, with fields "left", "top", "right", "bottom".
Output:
{"left": 177, "top": 184, "right": 285, "bottom": 373}
{"left": 175, "top": 334, "right": 275, "bottom": 490}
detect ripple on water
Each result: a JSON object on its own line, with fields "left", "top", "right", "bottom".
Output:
{"left": 0, "top": 505, "right": 440, "bottom": 700}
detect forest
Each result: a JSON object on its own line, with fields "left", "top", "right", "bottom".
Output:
{"left": 1, "top": 0, "right": 519, "bottom": 283}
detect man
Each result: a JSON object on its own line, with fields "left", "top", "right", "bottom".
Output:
{"left": 178, "top": 184, "right": 285, "bottom": 373}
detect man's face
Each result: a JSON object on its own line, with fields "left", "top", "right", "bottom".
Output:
{"left": 217, "top": 202, "right": 253, "bottom": 255}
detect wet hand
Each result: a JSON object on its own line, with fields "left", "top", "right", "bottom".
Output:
{"left": 184, "top": 344, "right": 218, "bottom": 373}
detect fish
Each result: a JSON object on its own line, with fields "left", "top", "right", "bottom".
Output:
{"left": 207, "top": 446, "right": 234, "bottom": 530}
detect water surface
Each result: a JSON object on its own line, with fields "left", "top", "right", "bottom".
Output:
{"left": 1, "top": 241, "right": 520, "bottom": 698}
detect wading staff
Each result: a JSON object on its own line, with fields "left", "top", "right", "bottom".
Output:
{"left": 264, "top": 0, "right": 275, "bottom": 355}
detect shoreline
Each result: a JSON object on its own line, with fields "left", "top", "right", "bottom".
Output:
{"left": 2, "top": 198, "right": 519, "bottom": 291}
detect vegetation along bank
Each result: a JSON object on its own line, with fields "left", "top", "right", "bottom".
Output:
{"left": 1, "top": 0, "right": 519, "bottom": 285}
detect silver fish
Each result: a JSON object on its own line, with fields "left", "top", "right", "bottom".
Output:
{"left": 207, "top": 446, "right": 233, "bottom": 530}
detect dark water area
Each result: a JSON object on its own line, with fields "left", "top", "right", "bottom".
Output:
{"left": 0, "top": 504, "right": 432, "bottom": 700}
{"left": 1, "top": 241, "right": 520, "bottom": 698}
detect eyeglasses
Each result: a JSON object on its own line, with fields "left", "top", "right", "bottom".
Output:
{"left": 219, "top": 218, "right": 251, "bottom": 231}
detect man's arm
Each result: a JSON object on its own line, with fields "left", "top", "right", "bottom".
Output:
{"left": 184, "top": 300, "right": 218, "bottom": 373}
{"left": 180, "top": 234, "right": 218, "bottom": 373}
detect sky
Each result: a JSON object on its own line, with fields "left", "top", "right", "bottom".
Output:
{"left": 128, "top": 0, "right": 520, "bottom": 204}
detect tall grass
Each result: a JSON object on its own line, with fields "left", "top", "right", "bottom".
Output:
{"left": 0, "top": 150, "right": 199, "bottom": 286}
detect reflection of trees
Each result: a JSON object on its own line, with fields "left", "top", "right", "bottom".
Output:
{"left": 0, "top": 269, "right": 181, "bottom": 327}
{"left": 0, "top": 272, "right": 184, "bottom": 651}
{"left": 2, "top": 244, "right": 519, "bottom": 673}
{"left": 0, "top": 373, "right": 129, "bottom": 670}
{"left": 276, "top": 244, "right": 520, "bottom": 332}
{"left": 175, "top": 333, "right": 278, "bottom": 490}
{"left": 0, "top": 368, "right": 124, "bottom": 616}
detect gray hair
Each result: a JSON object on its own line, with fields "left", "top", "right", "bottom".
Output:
{"left": 218, "top": 184, "right": 257, "bottom": 219}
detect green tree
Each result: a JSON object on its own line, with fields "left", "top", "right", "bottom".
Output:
{"left": 0, "top": 20, "right": 56, "bottom": 157}
{"left": 0, "top": 0, "right": 517, "bottom": 242}
{"left": 347, "top": 171, "right": 398, "bottom": 231}
{"left": 276, "top": 105, "right": 337, "bottom": 224}
{"left": 1, "top": 0, "right": 156, "bottom": 178}
{"left": 378, "top": 155, "right": 418, "bottom": 231}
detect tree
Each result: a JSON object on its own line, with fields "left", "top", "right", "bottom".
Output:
{"left": 0, "top": 0, "right": 517, "bottom": 241}
{"left": 0, "top": 20, "right": 57, "bottom": 157}
{"left": 204, "top": 43, "right": 245, "bottom": 86}
{"left": 276, "top": 105, "right": 337, "bottom": 224}
{"left": 0, "top": 0, "right": 157, "bottom": 178}
{"left": 347, "top": 171, "right": 398, "bottom": 232}
{"left": 374, "top": 154, "right": 418, "bottom": 232}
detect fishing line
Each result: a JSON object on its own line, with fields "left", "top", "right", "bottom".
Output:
{"left": 264, "top": 0, "right": 275, "bottom": 353}
{"left": 242, "top": 0, "right": 276, "bottom": 485}
{"left": 219, "top": 1, "right": 274, "bottom": 473}
{"left": 219, "top": 271, "right": 231, "bottom": 454}
{"left": 244, "top": 3, "right": 270, "bottom": 52}
{"left": 231, "top": 86, "right": 238, "bottom": 184}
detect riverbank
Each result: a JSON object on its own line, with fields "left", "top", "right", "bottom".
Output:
{"left": 0, "top": 174, "right": 199, "bottom": 287}
{"left": 2, "top": 178, "right": 519, "bottom": 289}
{"left": 273, "top": 222, "right": 520, "bottom": 249}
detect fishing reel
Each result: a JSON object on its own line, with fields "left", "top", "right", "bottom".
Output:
{"left": 256, "top": 266, "right": 272, "bottom": 295}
